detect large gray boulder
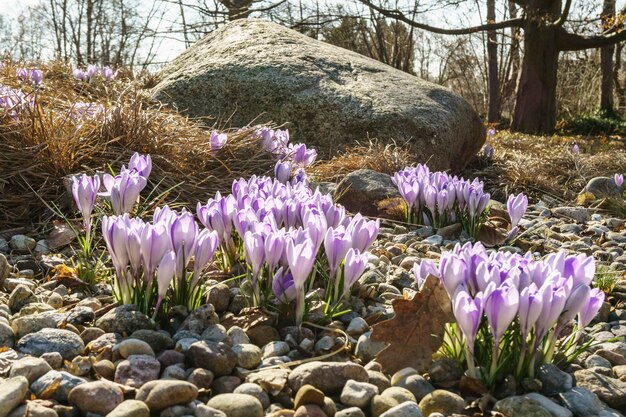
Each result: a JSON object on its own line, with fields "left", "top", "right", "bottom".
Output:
{"left": 152, "top": 19, "right": 485, "bottom": 171}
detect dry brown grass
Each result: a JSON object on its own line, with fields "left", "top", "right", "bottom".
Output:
{"left": 0, "top": 61, "right": 276, "bottom": 231}
{"left": 465, "top": 131, "right": 626, "bottom": 203}
{"left": 309, "top": 140, "right": 415, "bottom": 182}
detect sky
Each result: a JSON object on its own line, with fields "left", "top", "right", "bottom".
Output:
{"left": 1, "top": 0, "right": 626, "bottom": 66}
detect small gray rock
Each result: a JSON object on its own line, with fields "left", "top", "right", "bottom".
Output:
{"left": 67, "top": 380, "right": 124, "bottom": 415}
{"left": 559, "top": 387, "right": 606, "bottom": 417}
{"left": 31, "top": 371, "right": 87, "bottom": 401}
{"left": 538, "top": 364, "right": 573, "bottom": 396}
{"left": 95, "top": 305, "right": 153, "bottom": 335}
{"left": 336, "top": 407, "right": 366, "bottom": 417}
{"left": 340, "top": 379, "right": 379, "bottom": 408}
{"left": 0, "top": 376, "right": 29, "bottom": 417}
{"left": 9, "top": 235, "right": 36, "bottom": 253}
{"left": 187, "top": 341, "right": 236, "bottom": 376}
{"left": 9, "top": 356, "right": 52, "bottom": 383}
{"left": 232, "top": 344, "right": 262, "bottom": 369}
{"left": 114, "top": 354, "right": 161, "bottom": 388}
{"left": 234, "top": 383, "right": 270, "bottom": 409}
{"left": 288, "top": 361, "right": 369, "bottom": 394}
{"left": 16, "top": 328, "right": 84, "bottom": 360}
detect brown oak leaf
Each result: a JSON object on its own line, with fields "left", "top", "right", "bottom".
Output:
{"left": 371, "top": 275, "right": 454, "bottom": 374}
{"left": 47, "top": 220, "right": 77, "bottom": 250}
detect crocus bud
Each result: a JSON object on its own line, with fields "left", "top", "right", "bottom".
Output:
{"left": 86, "top": 64, "right": 99, "bottom": 79}
{"left": 343, "top": 248, "right": 368, "bottom": 296}
{"left": 507, "top": 193, "right": 528, "bottom": 227}
{"left": 73, "top": 69, "right": 87, "bottom": 81}
{"left": 71, "top": 174, "right": 100, "bottom": 235}
{"left": 102, "top": 170, "right": 147, "bottom": 215}
{"left": 101, "top": 66, "right": 114, "bottom": 81}
{"left": 572, "top": 144, "right": 580, "bottom": 154}
{"left": 484, "top": 282, "right": 519, "bottom": 345}
{"left": 578, "top": 288, "right": 605, "bottom": 328}
{"left": 29, "top": 69, "right": 43, "bottom": 86}
{"left": 272, "top": 267, "right": 296, "bottom": 303}
{"left": 244, "top": 230, "right": 265, "bottom": 279}
{"left": 16, "top": 68, "right": 28, "bottom": 81}
{"left": 324, "top": 227, "right": 352, "bottom": 276}
{"left": 209, "top": 131, "right": 227, "bottom": 151}
{"left": 155, "top": 250, "right": 176, "bottom": 309}
{"left": 453, "top": 290, "right": 483, "bottom": 354}
{"left": 274, "top": 161, "right": 292, "bottom": 184}
{"left": 615, "top": 173, "right": 624, "bottom": 189}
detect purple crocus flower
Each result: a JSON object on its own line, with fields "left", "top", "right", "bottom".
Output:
{"left": 102, "top": 170, "right": 147, "bottom": 215}
{"left": 244, "top": 230, "right": 265, "bottom": 279}
{"left": 101, "top": 66, "right": 114, "bottom": 81}
{"left": 274, "top": 161, "right": 292, "bottom": 184}
{"left": 140, "top": 222, "right": 170, "bottom": 284}
{"left": 86, "top": 64, "right": 99, "bottom": 79}
{"left": 412, "top": 259, "right": 438, "bottom": 289}
{"left": 348, "top": 214, "right": 379, "bottom": 252}
{"left": 291, "top": 143, "right": 317, "bottom": 166}
{"left": 73, "top": 69, "right": 87, "bottom": 81}
{"left": 192, "top": 229, "right": 219, "bottom": 285}
{"left": 264, "top": 230, "right": 286, "bottom": 272}
{"left": 209, "top": 131, "right": 227, "bottom": 151}
{"left": 558, "top": 284, "right": 591, "bottom": 326}
{"left": 273, "top": 267, "right": 296, "bottom": 303}
{"left": 71, "top": 174, "right": 100, "bottom": 236}
{"left": 16, "top": 68, "right": 28, "bottom": 81}
{"left": 29, "top": 69, "right": 43, "bottom": 86}
{"left": 125, "top": 218, "right": 144, "bottom": 277}
{"left": 615, "top": 174, "right": 624, "bottom": 188}
{"left": 441, "top": 254, "right": 468, "bottom": 297}
{"left": 324, "top": 226, "right": 352, "bottom": 277}
{"left": 169, "top": 209, "right": 198, "bottom": 278}
{"left": 286, "top": 238, "right": 317, "bottom": 324}
{"left": 453, "top": 290, "right": 483, "bottom": 354}
{"left": 102, "top": 214, "right": 130, "bottom": 275}
{"left": 155, "top": 250, "right": 176, "bottom": 312}
{"left": 572, "top": 144, "right": 580, "bottom": 154}
{"left": 578, "top": 288, "right": 605, "bottom": 328}
{"left": 483, "top": 282, "right": 519, "bottom": 345}
{"left": 535, "top": 283, "right": 568, "bottom": 339}
{"left": 507, "top": 193, "right": 528, "bottom": 227}
{"left": 343, "top": 248, "right": 368, "bottom": 296}
{"left": 128, "top": 153, "right": 152, "bottom": 178}
{"left": 518, "top": 283, "right": 543, "bottom": 340}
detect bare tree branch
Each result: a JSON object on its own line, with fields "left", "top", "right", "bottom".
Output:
{"left": 358, "top": 0, "right": 524, "bottom": 35}
{"left": 557, "top": 27, "right": 626, "bottom": 51}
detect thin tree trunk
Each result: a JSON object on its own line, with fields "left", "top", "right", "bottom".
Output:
{"left": 487, "top": 0, "right": 500, "bottom": 122}
{"left": 600, "top": 0, "right": 616, "bottom": 114}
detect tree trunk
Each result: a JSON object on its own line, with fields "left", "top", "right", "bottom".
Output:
{"left": 487, "top": 0, "right": 500, "bottom": 123}
{"left": 600, "top": 0, "right": 616, "bottom": 114}
{"left": 511, "top": 2, "right": 561, "bottom": 134}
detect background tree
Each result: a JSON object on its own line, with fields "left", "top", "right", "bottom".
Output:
{"left": 358, "top": 0, "right": 626, "bottom": 134}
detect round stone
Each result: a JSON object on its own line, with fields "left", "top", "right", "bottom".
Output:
{"left": 16, "top": 328, "right": 84, "bottom": 360}
{"left": 135, "top": 380, "right": 199, "bottom": 412}
{"left": 206, "top": 393, "right": 264, "bottom": 417}
{"left": 234, "top": 383, "right": 271, "bottom": 409}
{"left": 68, "top": 380, "right": 124, "bottom": 415}
{"left": 187, "top": 341, "right": 236, "bottom": 376}
{"left": 418, "top": 390, "right": 466, "bottom": 416}
{"left": 9, "top": 356, "right": 52, "bottom": 383}
{"left": 114, "top": 354, "right": 160, "bottom": 388}
{"left": 232, "top": 344, "right": 262, "bottom": 369}
{"left": 340, "top": 379, "right": 379, "bottom": 408}
{"left": 115, "top": 338, "right": 156, "bottom": 358}
{"left": 0, "top": 377, "right": 29, "bottom": 417}
{"left": 294, "top": 384, "right": 325, "bottom": 409}
{"left": 108, "top": 400, "right": 150, "bottom": 417}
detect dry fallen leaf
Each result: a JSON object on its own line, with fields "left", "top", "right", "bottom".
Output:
{"left": 476, "top": 223, "right": 508, "bottom": 247}
{"left": 46, "top": 220, "right": 77, "bottom": 249}
{"left": 49, "top": 264, "right": 87, "bottom": 287}
{"left": 371, "top": 275, "right": 454, "bottom": 374}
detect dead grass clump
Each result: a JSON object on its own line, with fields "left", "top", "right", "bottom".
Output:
{"left": 0, "top": 60, "right": 276, "bottom": 231}
{"left": 464, "top": 131, "right": 626, "bottom": 203}
{"left": 310, "top": 140, "right": 415, "bottom": 182}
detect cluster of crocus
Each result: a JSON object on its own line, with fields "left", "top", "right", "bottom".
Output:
{"left": 392, "top": 164, "right": 491, "bottom": 236}
{"left": 256, "top": 128, "right": 317, "bottom": 185}
{"left": 0, "top": 84, "right": 31, "bottom": 118}
{"left": 197, "top": 175, "right": 378, "bottom": 324}
{"left": 413, "top": 242, "right": 605, "bottom": 385}
{"left": 73, "top": 64, "right": 114, "bottom": 82}
{"left": 16, "top": 68, "right": 43, "bottom": 86}
{"left": 102, "top": 207, "right": 218, "bottom": 316}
